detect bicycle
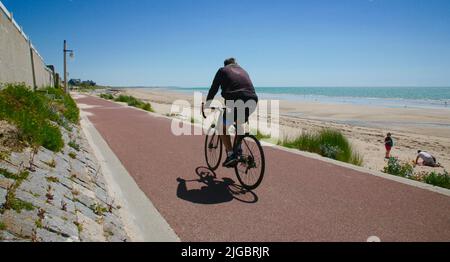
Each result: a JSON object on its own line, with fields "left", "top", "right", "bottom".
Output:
{"left": 201, "top": 103, "right": 265, "bottom": 190}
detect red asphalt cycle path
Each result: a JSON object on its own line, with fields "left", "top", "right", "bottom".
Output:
{"left": 76, "top": 95, "right": 450, "bottom": 242}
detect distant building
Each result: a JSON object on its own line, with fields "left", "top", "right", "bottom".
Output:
{"left": 69, "top": 79, "right": 82, "bottom": 86}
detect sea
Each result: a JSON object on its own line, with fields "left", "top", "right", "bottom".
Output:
{"left": 130, "top": 86, "right": 450, "bottom": 110}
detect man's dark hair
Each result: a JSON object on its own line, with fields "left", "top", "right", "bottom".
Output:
{"left": 224, "top": 58, "right": 236, "bottom": 66}
{"left": 418, "top": 150, "right": 422, "bottom": 154}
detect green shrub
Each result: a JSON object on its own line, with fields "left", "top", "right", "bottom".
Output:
{"left": 100, "top": 93, "right": 114, "bottom": 100}
{"left": 69, "top": 141, "right": 80, "bottom": 151}
{"left": 383, "top": 157, "right": 414, "bottom": 178}
{"left": 114, "top": 95, "right": 134, "bottom": 104}
{"left": 139, "top": 102, "right": 154, "bottom": 112}
{"left": 280, "top": 129, "right": 363, "bottom": 166}
{"left": 114, "top": 95, "right": 154, "bottom": 112}
{"left": 423, "top": 171, "right": 450, "bottom": 189}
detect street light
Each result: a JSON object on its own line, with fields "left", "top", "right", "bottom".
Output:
{"left": 63, "top": 40, "right": 74, "bottom": 93}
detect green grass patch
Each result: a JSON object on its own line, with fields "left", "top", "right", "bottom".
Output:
{"left": 77, "top": 85, "right": 100, "bottom": 93}
{"left": 280, "top": 129, "right": 363, "bottom": 166}
{"left": 35, "top": 219, "right": 43, "bottom": 229}
{"left": 90, "top": 203, "right": 108, "bottom": 216}
{"left": 139, "top": 102, "right": 154, "bottom": 112}
{"left": 114, "top": 95, "right": 154, "bottom": 112}
{"left": 0, "top": 151, "right": 9, "bottom": 161}
{"left": 114, "top": 95, "right": 138, "bottom": 105}
{"left": 255, "top": 130, "right": 271, "bottom": 140}
{"left": 4, "top": 191, "right": 34, "bottom": 213}
{"left": 0, "top": 168, "right": 29, "bottom": 181}
{"left": 0, "top": 168, "right": 33, "bottom": 214}
{"left": 74, "top": 221, "right": 83, "bottom": 233}
{"left": 0, "top": 221, "right": 6, "bottom": 230}
{"left": 45, "top": 176, "right": 60, "bottom": 183}
{"left": 100, "top": 93, "right": 114, "bottom": 100}
{"left": 0, "top": 84, "right": 80, "bottom": 152}
{"left": 68, "top": 141, "right": 80, "bottom": 151}
{"left": 69, "top": 152, "right": 77, "bottom": 159}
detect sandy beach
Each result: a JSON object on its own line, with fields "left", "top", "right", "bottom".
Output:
{"left": 114, "top": 88, "right": 450, "bottom": 175}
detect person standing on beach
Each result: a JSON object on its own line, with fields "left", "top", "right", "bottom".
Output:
{"left": 384, "top": 133, "right": 394, "bottom": 159}
{"left": 203, "top": 58, "right": 259, "bottom": 168}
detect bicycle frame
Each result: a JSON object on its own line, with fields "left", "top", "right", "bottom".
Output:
{"left": 202, "top": 102, "right": 266, "bottom": 190}
{"left": 202, "top": 104, "right": 244, "bottom": 150}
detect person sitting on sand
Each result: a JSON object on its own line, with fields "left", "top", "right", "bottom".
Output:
{"left": 384, "top": 133, "right": 394, "bottom": 159}
{"left": 415, "top": 150, "right": 441, "bottom": 167}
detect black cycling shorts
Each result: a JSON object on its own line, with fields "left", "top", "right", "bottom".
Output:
{"left": 222, "top": 99, "right": 258, "bottom": 126}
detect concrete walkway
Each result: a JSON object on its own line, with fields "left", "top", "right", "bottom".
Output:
{"left": 76, "top": 94, "right": 450, "bottom": 242}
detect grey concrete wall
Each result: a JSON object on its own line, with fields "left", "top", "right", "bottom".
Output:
{"left": 0, "top": 2, "right": 53, "bottom": 88}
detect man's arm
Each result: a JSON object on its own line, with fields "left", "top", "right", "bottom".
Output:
{"left": 205, "top": 69, "right": 222, "bottom": 106}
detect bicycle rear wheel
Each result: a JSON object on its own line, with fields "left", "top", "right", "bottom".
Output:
{"left": 234, "top": 135, "right": 265, "bottom": 190}
{"left": 205, "top": 126, "right": 223, "bottom": 171}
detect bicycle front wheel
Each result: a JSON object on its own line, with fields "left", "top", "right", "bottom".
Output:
{"left": 205, "top": 127, "right": 223, "bottom": 171}
{"left": 234, "top": 135, "right": 265, "bottom": 190}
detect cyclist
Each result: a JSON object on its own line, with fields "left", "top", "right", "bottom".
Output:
{"left": 203, "top": 58, "right": 259, "bottom": 168}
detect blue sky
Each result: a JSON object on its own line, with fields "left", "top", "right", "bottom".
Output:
{"left": 2, "top": 0, "right": 450, "bottom": 87}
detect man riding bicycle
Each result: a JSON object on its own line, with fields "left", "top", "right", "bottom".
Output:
{"left": 203, "top": 58, "right": 259, "bottom": 168}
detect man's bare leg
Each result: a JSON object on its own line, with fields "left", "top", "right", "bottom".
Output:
{"left": 220, "top": 125, "right": 233, "bottom": 152}
{"left": 220, "top": 135, "right": 233, "bottom": 152}
{"left": 220, "top": 124, "right": 239, "bottom": 167}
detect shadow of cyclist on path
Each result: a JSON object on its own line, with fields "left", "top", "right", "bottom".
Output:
{"left": 176, "top": 167, "right": 258, "bottom": 205}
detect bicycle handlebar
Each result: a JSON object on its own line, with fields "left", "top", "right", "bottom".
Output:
{"left": 201, "top": 103, "right": 226, "bottom": 119}
{"left": 201, "top": 103, "right": 207, "bottom": 119}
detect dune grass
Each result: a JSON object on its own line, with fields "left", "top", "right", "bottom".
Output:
{"left": 280, "top": 129, "right": 363, "bottom": 166}
{"left": 0, "top": 84, "right": 78, "bottom": 152}
{"left": 255, "top": 130, "right": 271, "bottom": 140}
{"left": 424, "top": 171, "right": 450, "bottom": 189}
{"left": 114, "top": 95, "right": 154, "bottom": 112}
{"left": 100, "top": 93, "right": 114, "bottom": 100}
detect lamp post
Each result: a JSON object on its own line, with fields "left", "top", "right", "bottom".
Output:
{"left": 63, "top": 40, "right": 74, "bottom": 93}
